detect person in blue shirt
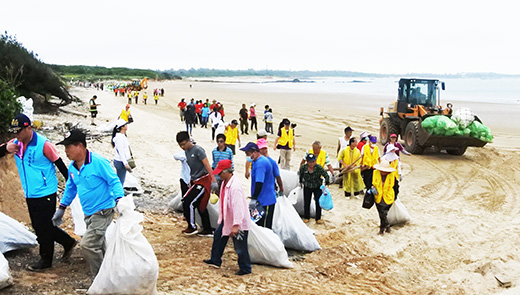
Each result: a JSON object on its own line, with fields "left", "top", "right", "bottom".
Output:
{"left": 212, "top": 134, "right": 234, "bottom": 194}
{"left": 240, "top": 142, "right": 277, "bottom": 229}
{"left": 1, "top": 114, "right": 77, "bottom": 272}
{"left": 201, "top": 103, "right": 210, "bottom": 128}
{"left": 52, "top": 129, "right": 125, "bottom": 277}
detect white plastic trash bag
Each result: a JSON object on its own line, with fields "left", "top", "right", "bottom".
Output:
{"left": 88, "top": 196, "right": 159, "bottom": 295}
{"left": 280, "top": 170, "right": 299, "bottom": 197}
{"left": 195, "top": 200, "right": 219, "bottom": 230}
{"left": 70, "top": 196, "right": 86, "bottom": 236}
{"left": 289, "top": 187, "right": 316, "bottom": 218}
{"left": 167, "top": 192, "right": 183, "bottom": 212}
{"left": 0, "top": 212, "right": 38, "bottom": 254}
{"left": 123, "top": 173, "right": 143, "bottom": 195}
{"left": 451, "top": 108, "right": 475, "bottom": 129}
{"left": 0, "top": 252, "right": 12, "bottom": 290}
{"left": 247, "top": 221, "right": 293, "bottom": 269}
{"left": 387, "top": 198, "right": 411, "bottom": 225}
{"left": 273, "top": 197, "right": 321, "bottom": 251}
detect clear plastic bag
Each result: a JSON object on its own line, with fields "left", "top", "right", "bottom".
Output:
{"left": 387, "top": 198, "right": 411, "bottom": 225}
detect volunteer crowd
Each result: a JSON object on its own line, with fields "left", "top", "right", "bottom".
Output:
{"left": 0, "top": 96, "right": 410, "bottom": 280}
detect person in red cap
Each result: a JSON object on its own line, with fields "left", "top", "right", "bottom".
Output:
{"left": 203, "top": 159, "right": 251, "bottom": 276}
{"left": 383, "top": 134, "right": 411, "bottom": 157}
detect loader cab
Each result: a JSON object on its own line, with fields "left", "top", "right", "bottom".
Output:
{"left": 397, "top": 79, "right": 442, "bottom": 113}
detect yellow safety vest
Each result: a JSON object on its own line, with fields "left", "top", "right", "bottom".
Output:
{"left": 225, "top": 126, "right": 238, "bottom": 145}
{"left": 362, "top": 144, "right": 380, "bottom": 168}
{"left": 278, "top": 128, "right": 294, "bottom": 148}
{"left": 119, "top": 109, "right": 131, "bottom": 122}
{"left": 309, "top": 149, "right": 327, "bottom": 167}
{"left": 372, "top": 170, "right": 396, "bottom": 205}
{"left": 339, "top": 147, "right": 361, "bottom": 167}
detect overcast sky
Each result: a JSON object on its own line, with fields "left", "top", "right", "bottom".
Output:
{"left": 2, "top": 0, "right": 518, "bottom": 74}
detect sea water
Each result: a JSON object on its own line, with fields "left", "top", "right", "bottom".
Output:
{"left": 216, "top": 76, "right": 520, "bottom": 105}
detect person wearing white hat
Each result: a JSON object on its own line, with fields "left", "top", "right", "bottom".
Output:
{"left": 382, "top": 144, "right": 402, "bottom": 179}
{"left": 371, "top": 161, "right": 398, "bottom": 235}
{"left": 111, "top": 118, "right": 132, "bottom": 184}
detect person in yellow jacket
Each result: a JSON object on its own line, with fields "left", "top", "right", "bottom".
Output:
{"left": 360, "top": 135, "right": 380, "bottom": 192}
{"left": 118, "top": 104, "right": 132, "bottom": 122}
{"left": 224, "top": 119, "right": 240, "bottom": 155}
{"left": 143, "top": 91, "right": 148, "bottom": 105}
{"left": 338, "top": 137, "right": 364, "bottom": 199}
{"left": 299, "top": 141, "right": 335, "bottom": 177}
{"left": 273, "top": 118, "right": 295, "bottom": 170}
{"left": 371, "top": 161, "right": 399, "bottom": 235}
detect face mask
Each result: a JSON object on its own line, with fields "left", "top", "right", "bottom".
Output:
{"left": 246, "top": 156, "right": 254, "bottom": 163}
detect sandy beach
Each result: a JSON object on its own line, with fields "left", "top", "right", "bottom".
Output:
{"left": 2, "top": 79, "right": 520, "bottom": 294}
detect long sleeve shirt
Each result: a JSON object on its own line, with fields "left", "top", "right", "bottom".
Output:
{"left": 219, "top": 175, "right": 250, "bottom": 236}
{"left": 61, "top": 150, "right": 124, "bottom": 216}
{"left": 299, "top": 163, "right": 330, "bottom": 189}
{"left": 113, "top": 133, "right": 131, "bottom": 165}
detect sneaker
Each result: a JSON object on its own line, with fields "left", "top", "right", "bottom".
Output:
{"left": 203, "top": 259, "right": 220, "bottom": 269}
{"left": 182, "top": 227, "right": 198, "bottom": 236}
{"left": 303, "top": 219, "right": 309, "bottom": 223}
{"left": 27, "top": 260, "right": 52, "bottom": 272}
{"left": 197, "top": 229, "right": 214, "bottom": 237}
{"left": 62, "top": 239, "right": 78, "bottom": 261}
{"left": 235, "top": 269, "right": 251, "bottom": 276}
{"left": 345, "top": 196, "right": 351, "bottom": 200}
{"left": 354, "top": 195, "right": 361, "bottom": 200}
{"left": 316, "top": 219, "right": 324, "bottom": 224}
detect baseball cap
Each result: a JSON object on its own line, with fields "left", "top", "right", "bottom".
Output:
{"left": 369, "top": 136, "right": 377, "bottom": 143}
{"left": 240, "top": 142, "right": 259, "bottom": 152}
{"left": 212, "top": 159, "right": 232, "bottom": 175}
{"left": 231, "top": 119, "right": 238, "bottom": 125}
{"left": 360, "top": 131, "right": 369, "bottom": 139}
{"left": 345, "top": 126, "right": 353, "bottom": 132}
{"left": 306, "top": 153, "right": 317, "bottom": 162}
{"left": 390, "top": 133, "right": 398, "bottom": 138}
{"left": 115, "top": 119, "right": 128, "bottom": 128}
{"left": 9, "top": 114, "right": 31, "bottom": 133}
{"left": 256, "top": 138, "right": 268, "bottom": 149}
{"left": 251, "top": 103, "right": 256, "bottom": 107}
{"left": 257, "top": 129, "right": 268, "bottom": 138}
{"left": 57, "top": 129, "right": 86, "bottom": 146}
{"left": 283, "top": 119, "right": 291, "bottom": 125}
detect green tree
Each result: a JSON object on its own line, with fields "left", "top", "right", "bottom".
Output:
{"left": 0, "top": 32, "right": 72, "bottom": 105}
{"left": 0, "top": 79, "right": 21, "bottom": 140}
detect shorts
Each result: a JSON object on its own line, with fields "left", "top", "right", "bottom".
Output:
{"left": 91, "top": 111, "right": 98, "bottom": 118}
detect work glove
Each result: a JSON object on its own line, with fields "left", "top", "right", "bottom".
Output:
{"left": 370, "top": 186, "right": 378, "bottom": 196}
{"left": 52, "top": 208, "right": 65, "bottom": 227}
{"left": 210, "top": 181, "right": 219, "bottom": 193}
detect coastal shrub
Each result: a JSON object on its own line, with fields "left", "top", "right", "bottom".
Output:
{"left": 0, "top": 32, "right": 71, "bottom": 104}
{"left": 0, "top": 80, "right": 21, "bottom": 140}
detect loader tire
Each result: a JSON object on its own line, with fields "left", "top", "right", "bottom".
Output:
{"left": 446, "top": 146, "right": 467, "bottom": 156}
{"left": 380, "top": 117, "right": 399, "bottom": 145}
{"left": 404, "top": 121, "right": 424, "bottom": 154}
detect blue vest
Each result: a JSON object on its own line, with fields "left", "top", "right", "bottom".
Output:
{"left": 14, "top": 132, "right": 58, "bottom": 198}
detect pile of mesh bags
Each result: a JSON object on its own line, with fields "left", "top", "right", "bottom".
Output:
{"left": 421, "top": 109, "right": 493, "bottom": 142}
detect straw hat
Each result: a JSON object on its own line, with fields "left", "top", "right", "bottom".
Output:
{"left": 374, "top": 161, "right": 396, "bottom": 173}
